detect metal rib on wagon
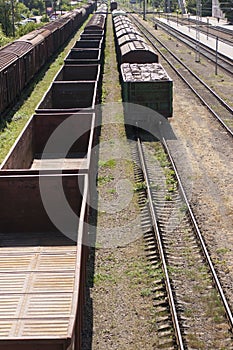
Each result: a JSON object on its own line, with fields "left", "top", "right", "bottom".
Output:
{"left": 114, "top": 27, "right": 141, "bottom": 39}
{"left": 85, "top": 14, "right": 106, "bottom": 31}
{"left": 118, "top": 33, "right": 146, "bottom": 47}
{"left": 120, "top": 41, "right": 159, "bottom": 63}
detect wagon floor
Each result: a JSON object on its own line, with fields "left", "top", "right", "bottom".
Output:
{"left": 0, "top": 231, "right": 77, "bottom": 339}
{"left": 31, "top": 153, "right": 88, "bottom": 170}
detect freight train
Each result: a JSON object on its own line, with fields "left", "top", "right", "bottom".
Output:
{"left": 0, "top": 3, "right": 95, "bottom": 118}
{"left": 112, "top": 11, "right": 173, "bottom": 118}
{"left": 0, "top": 5, "right": 107, "bottom": 350}
{"left": 0, "top": 5, "right": 173, "bottom": 349}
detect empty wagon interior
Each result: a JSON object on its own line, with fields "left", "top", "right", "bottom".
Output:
{"left": 36, "top": 81, "right": 97, "bottom": 111}
{"left": 65, "top": 48, "right": 101, "bottom": 60}
{"left": 55, "top": 64, "right": 100, "bottom": 81}
{"left": 73, "top": 40, "right": 102, "bottom": 48}
{"left": 0, "top": 173, "right": 88, "bottom": 349}
{"left": 82, "top": 29, "right": 104, "bottom": 35}
{"left": 0, "top": 174, "right": 87, "bottom": 235}
{"left": 1, "top": 113, "right": 95, "bottom": 170}
{"left": 80, "top": 33, "right": 103, "bottom": 41}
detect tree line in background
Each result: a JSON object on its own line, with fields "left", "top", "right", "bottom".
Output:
{"left": 0, "top": 0, "right": 232, "bottom": 45}
{"left": 185, "top": 0, "right": 233, "bottom": 22}
{"left": 153, "top": 0, "right": 232, "bottom": 21}
{"left": 219, "top": 0, "right": 233, "bottom": 23}
{"left": 20, "top": 0, "right": 75, "bottom": 16}
{"left": 133, "top": 0, "right": 232, "bottom": 22}
{"left": 185, "top": 0, "right": 212, "bottom": 16}
{"left": 0, "top": 0, "right": 81, "bottom": 44}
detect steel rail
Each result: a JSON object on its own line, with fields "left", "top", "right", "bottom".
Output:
{"left": 129, "top": 12, "right": 233, "bottom": 76}
{"left": 132, "top": 15, "right": 233, "bottom": 114}
{"left": 137, "top": 137, "right": 185, "bottom": 350}
{"left": 158, "top": 15, "right": 233, "bottom": 45}
{"left": 154, "top": 19, "right": 233, "bottom": 76}
{"left": 130, "top": 15, "right": 233, "bottom": 136}
{"left": 156, "top": 26, "right": 233, "bottom": 115}
{"left": 162, "top": 137, "right": 233, "bottom": 329}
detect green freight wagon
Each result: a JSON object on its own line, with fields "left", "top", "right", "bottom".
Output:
{"left": 121, "top": 62, "right": 173, "bottom": 118}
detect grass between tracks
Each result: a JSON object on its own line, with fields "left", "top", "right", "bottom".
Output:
{"left": 82, "top": 16, "right": 162, "bottom": 349}
{"left": 96, "top": 15, "right": 140, "bottom": 234}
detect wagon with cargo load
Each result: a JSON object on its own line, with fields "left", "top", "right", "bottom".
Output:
{"left": 113, "top": 15, "right": 133, "bottom": 25}
{"left": 113, "top": 17, "right": 134, "bottom": 27}
{"left": 121, "top": 63, "right": 173, "bottom": 118}
{"left": 112, "top": 13, "right": 173, "bottom": 118}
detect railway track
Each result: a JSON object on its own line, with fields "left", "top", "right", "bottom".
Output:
{"left": 130, "top": 15, "right": 233, "bottom": 136}
{"left": 159, "top": 15, "right": 233, "bottom": 45}
{"left": 1, "top": 9, "right": 232, "bottom": 348}
{"left": 129, "top": 10, "right": 233, "bottom": 75}
{"left": 146, "top": 16, "right": 233, "bottom": 76}
{"left": 132, "top": 134, "right": 233, "bottom": 349}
